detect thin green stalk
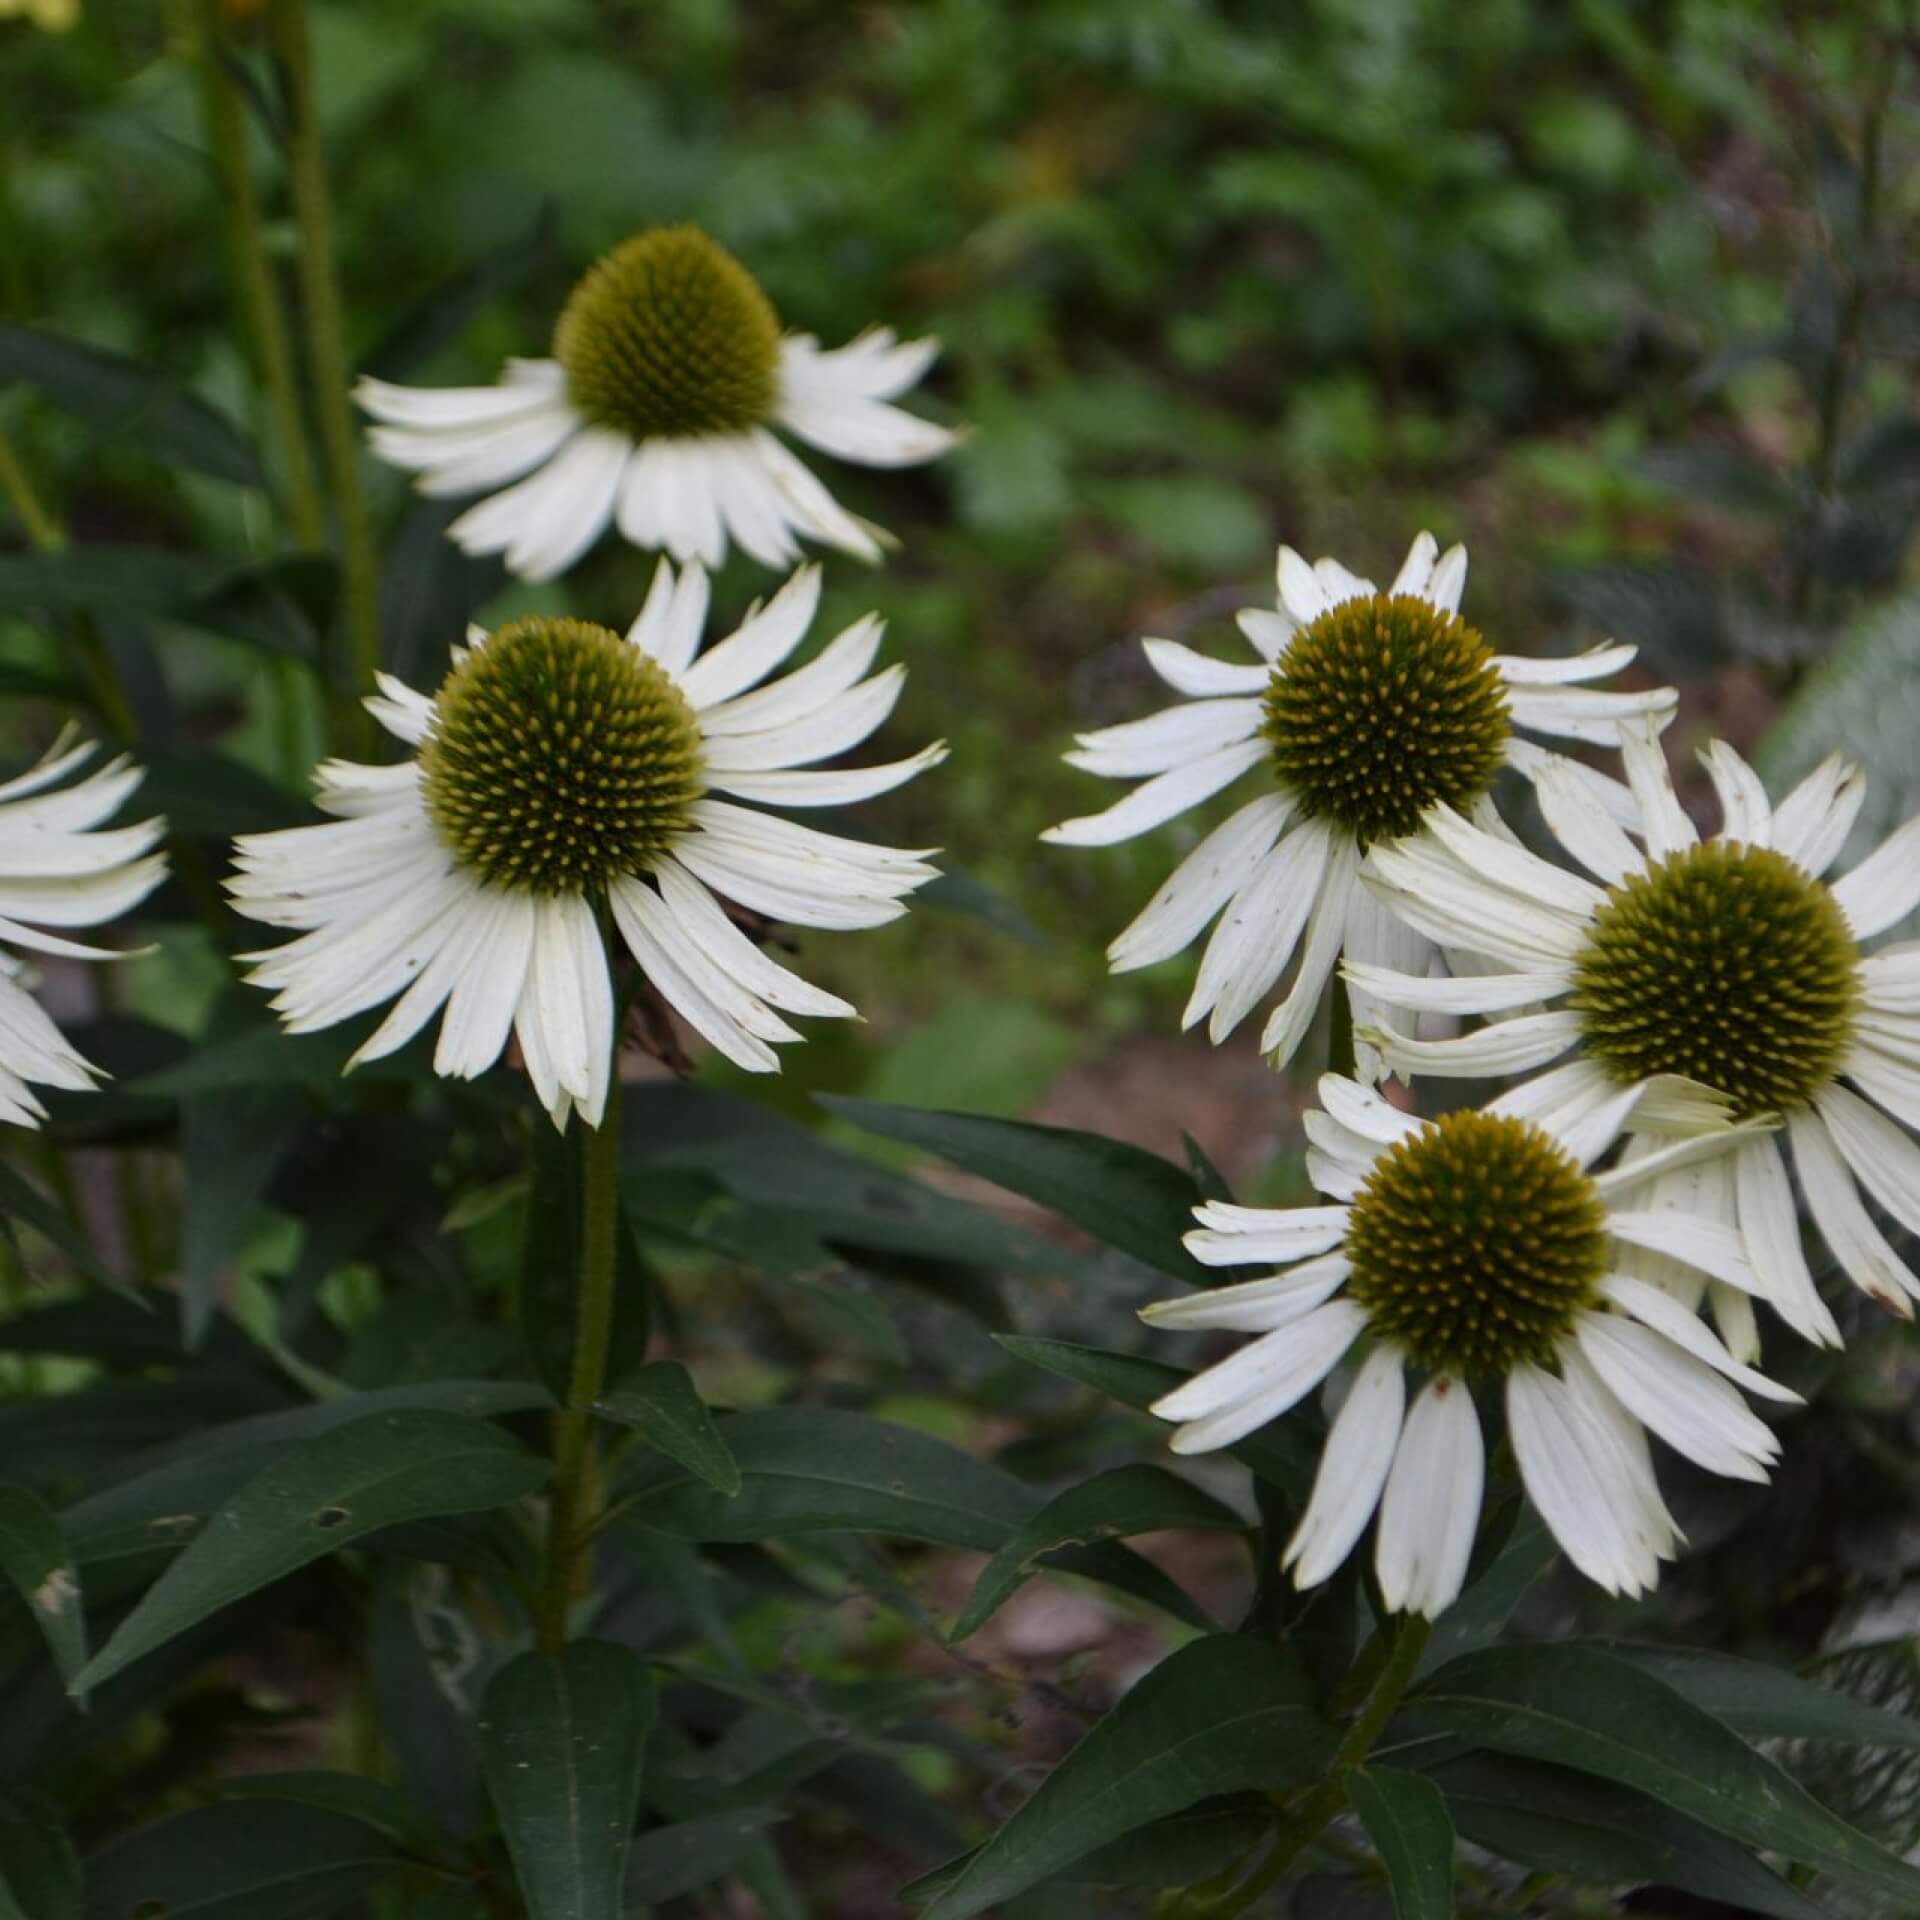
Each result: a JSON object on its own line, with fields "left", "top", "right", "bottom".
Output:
{"left": 536, "top": 1057, "right": 625, "bottom": 1653}
{"left": 195, "top": 0, "right": 325, "bottom": 548}
{"left": 268, "top": 0, "right": 381, "bottom": 759}
{"left": 1195, "top": 1614, "right": 1434, "bottom": 1918}
{"left": 0, "top": 422, "right": 64, "bottom": 555}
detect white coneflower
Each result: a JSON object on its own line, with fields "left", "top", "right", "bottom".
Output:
{"left": 356, "top": 226, "right": 952, "bottom": 580}
{"left": 229, "top": 562, "right": 944, "bottom": 1127}
{"left": 1142, "top": 1077, "right": 1791, "bottom": 1616}
{"left": 1356, "top": 720, "right": 1920, "bottom": 1349}
{"left": 0, "top": 732, "right": 165, "bottom": 1124}
{"left": 1041, "top": 533, "right": 1674, "bottom": 1076}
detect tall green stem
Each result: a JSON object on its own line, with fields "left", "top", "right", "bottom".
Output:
{"left": 268, "top": 0, "right": 380, "bottom": 758}
{"left": 1193, "top": 1614, "right": 1433, "bottom": 1918}
{"left": 195, "top": 0, "right": 325, "bottom": 549}
{"left": 536, "top": 1063, "right": 625, "bottom": 1653}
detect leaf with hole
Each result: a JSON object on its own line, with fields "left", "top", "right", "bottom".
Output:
{"left": 0, "top": 1486, "right": 86, "bottom": 1694}
{"left": 73, "top": 1410, "right": 548, "bottom": 1691}
{"left": 596, "top": 1363, "right": 739, "bottom": 1496}
{"left": 481, "top": 1640, "right": 656, "bottom": 1920}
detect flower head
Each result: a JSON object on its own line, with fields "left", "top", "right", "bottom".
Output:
{"left": 228, "top": 563, "right": 945, "bottom": 1127}
{"left": 0, "top": 733, "right": 166, "bottom": 1124}
{"left": 1143, "top": 1077, "right": 1793, "bottom": 1616}
{"left": 1042, "top": 533, "right": 1675, "bottom": 1075}
{"left": 1356, "top": 720, "right": 1920, "bottom": 1347}
{"left": 356, "top": 226, "right": 953, "bottom": 581}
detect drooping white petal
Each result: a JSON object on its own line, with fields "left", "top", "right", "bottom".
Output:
{"left": 446, "top": 425, "right": 631, "bottom": 581}
{"left": 433, "top": 890, "right": 538, "bottom": 1080}
{"left": 1185, "top": 1200, "right": 1350, "bottom": 1266}
{"left": 1341, "top": 960, "right": 1572, "bottom": 1016}
{"left": 1573, "top": 1313, "right": 1777, "bottom": 1480}
{"left": 1284, "top": 1346, "right": 1406, "bottom": 1587}
{"left": 1531, "top": 754, "right": 1647, "bottom": 886}
{"left": 653, "top": 858, "right": 854, "bottom": 1019}
{"left": 1502, "top": 734, "right": 1643, "bottom": 831}
{"left": 1508, "top": 685, "right": 1678, "bottom": 748}
{"left": 1041, "top": 739, "right": 1267, "bottom": 848}
{"left": 1731, "top": 1134, "right": 1842, "bottom": 1347}
{"left": 706, "top": 742, "right": 948, "bottom": 810}
{"left": 1617, "top": 716, "right": 1696, "bottom": 860}
{"left": 1317, "top": 1074, "right": 1424, "bottom": 1148}
{"left": 1363, "top": 1010, "right": 1582, "bottom": 1080}
{"left": 1065, "top": 699, "right": 1264, "bottom": 780}
{"left": 626, "top": 558, "right": 712, "bottom": 678}
{"left": 1139, "top": 1253, "right": 1352, "bottom": 1332}
{"left": 1599, "top": 1275, "right": 1799, "bottom": 1402}
{"left": 700, "top": 666, "right": 905, "bottom": 774}
{"left": 749, "top": 428, "right": 886, "bottom": 564}
{"left": 1363, "top": 837, "right": 1586, "bottom": 969}
{"left": 1157, "top": 1300, "right": 1366, "bottom": 1453}
{"left": 679, "top": 566, "right": 824, "bottom": 710}
{"left": 1141, "top": 638, "right": 1270, "bottom": 699}
{"left": 513, "top": 892, "right": 611, "bottom": 1127}
{"left": 1606, "top": 1209, "right": 1764, "bottom": 1295}
{"left": 1259, "top": 836, "right": 1360, "bottom": 1068}
{"left": 1490, "top": 642, "right": 1639, "bottom": 686}
{"left": 1699, "top": 741, "right": 1773, "bottom": 848}
{"left": 354, "top": 366, "right": 565, "bottom": 431}
{"left": 775, "top": 333, "right": 953, "bottom": 467}
{"left": 1375, "top": 1379, "right": 1483, "bottom": 1618}
{"left": 1106, "top": 794, "right": 1293, "bottom": 974}
{"left": 1182, "top": 820, "right": 1330, "bottom": 1040}
{"left": 1788, "top": 1106, "right": 1920, "bottom": 1316}
{"left": 699, "top": 615, "right": 885, "bottom": 737}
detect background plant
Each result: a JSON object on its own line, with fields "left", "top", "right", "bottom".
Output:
{"left": 0, "top": 2, "right": 1918, "bottom": 1917}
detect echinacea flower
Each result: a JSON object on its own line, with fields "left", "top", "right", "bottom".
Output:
{"left": 1041, "top": 533, "right": 1674, "bottom": 1076}
{"left": 1356, "top": 721, "right": 1920, "bottom": 1350}
{"left": 0, "top": 732, "right": 166, "bottom": 1125}
{"left": 356, "top": 226, "right": 953, "bottom": 580}
{"left": 1142, "top": 1077, "right": 1791, "bottom": 1615}
{"left": 228, "top": 562, "right": 944, "bottom": 1127}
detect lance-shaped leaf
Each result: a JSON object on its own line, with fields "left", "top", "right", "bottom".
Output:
{"left": 950, "top": 1464, "right": 1244, "bottom": 1642}
{"left": 0, "top": 324, "right": 264, "bottom": 484}
{"left": 0, "top": 1788, "right": 79, "bottom": 1920}
{"left": 1404, "top": 1644, "right": 1920, "bottom": 1906}
{"left": 596, "top": 1363, "right": 739, "bottom": 1496}
{"left": 911, "top": 1635, "right": 1334, "bottom": 1919}
{"left": 1349, "top": 1768, "right": 1454, "bottom": 1919}
{"left": 481, "top": 1641, "right": 655, "bottom": 1920}
{"left": 822, "top": 1095, "right": 1211, "bottom": 1282}
{"left": 74, "top": 1411, "right": 547, "bottom": 1690}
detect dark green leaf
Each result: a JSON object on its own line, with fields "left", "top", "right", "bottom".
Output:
{"left": 481, "top": 1641, "right": 656, "bottom": 1920}
{"left": 183, "top": 556, "right": 338, "bottom": 660}
{"left": 1603, "top": 1641, "right": 1920, "bottom": 1753}
{"left": 823, "top": 1096, "right": 1209, "bottom": 1282}
{"left": 617, "top": 1406, "right": 1215, "bottom": 1629}
{"left": 0, "top": 547, "right": 215, "bottom": 619}
{"left": 1431, "top": 1754, "right": 1826, "bottom": 1920}
{"left": 0, "top": 1486, "right": 86, "bottom": 1693}
{"left": 83, "top": 1802, "right": 394, "bottom": 1919}
{"left": 0, "top": 324, "right": 263, "bottom": 485}
{"left": 913, "top": 1635, "right": 1333, "bottom": 1919}
{"left": 623, "top": 1809, "right": 785, "bottom": 1905}
{"left": 950, "top": 1464, "right": 1242, "bottom": 1641}
{"left": 75, "top": 1411, "right": 548, "bottom": 1690}
{"left": 211, "top": 1773, "right": 438, "bottom": 1852}
{"left": 1349, "top": 1768, "right": 1453, "bottom": 1920}
{"left": 994, "top": 1335, "right": 1316, "bottom": 1503}
{"left": 0, "top": 1789, "right": 80, "bottom": 1920}
{"left": 916, "top": 863, "right": 1049, "bottom": 948}
{"left": 1404, "top": 1644, "right": 1920, "bottom": 1904}
{"left": 597, "top": 1364, "right": 739, "bottom": 1497}
{"left": 134, "top": 746, "right": 318, "bottom": 838}
{"left": 360, "top": 203, "right": 559, "bottom": 380}
{"left": 377, "top": 496, "right": 508, "bottom": 688}
{"left": 0, "top": 1161, "right": 128, "bottom": 1298}
{"left": 369, "top": 1562, "right": 489, "bottom": 1844}
{"left": 179, "top": 1088, "right": 307, "bottom": 1347}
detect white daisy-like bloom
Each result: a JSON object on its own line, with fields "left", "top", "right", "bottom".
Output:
{"left": 1143, "top": 1077, "right": 1793, "bottom": 1616}
{"left": 356, "top": 226, "right": 953, "bottom": 581}
{"left": 1041, "top": 532, "right": 1676, "bottom": 1077}
{"left": 0, "top": 732, "right": 165, "bottom": 1125}
{"left": 228, "top": 562, "right": 944, "bottom": 1128}
{"left": 1354, "top": 719, "right": 1920, "bottom": 1352}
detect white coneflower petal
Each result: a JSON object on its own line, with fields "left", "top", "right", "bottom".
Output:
{"left": 1772, "top": 755, "right": 1867, "bottom": 876}
{"left": 1141, "top": 1086, "right": 1789, "bottom": 1616}
{"left": 1284, "top": 1346, "right": 1407, "bottom": 1586}
{"left": 231, "top": 561, "right": 939, "bottom": 1125}
{"left": 360, "top": 230, "right": 950, "bottom": 579}
{"left": 1041, "top": 531, "right": 1676, "bottom": 1071}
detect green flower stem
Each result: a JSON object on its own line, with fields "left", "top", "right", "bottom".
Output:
{"left": 194, "top": 0, "right": 325, "bottom": 549}
{"left": 1325, "top": 975, "right": 1356, "bottom": 1083}
{"left": 267, "top": 0, "right": 380, "bottom": 760}
{"left": 1196, "top": 1613, "right": 1433, "bottom": 1918}
{"left": 0, "top": 423, "right": 64, "bottom": 556}
{"left": 536, "top": 1048, "right": 625, "bottom": 1653}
